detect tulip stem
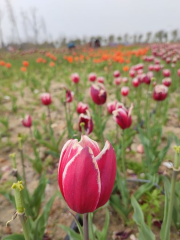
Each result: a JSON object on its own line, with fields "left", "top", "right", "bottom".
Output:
{"left": 121, "top": 130, "right": 126, "bottom": 178}
{"left": 83, "top": 213, "right": 89, "bottom": 240}
{"left": 47, "top": 105, "right": 52, "bottom": 125}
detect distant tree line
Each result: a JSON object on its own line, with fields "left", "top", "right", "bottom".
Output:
{"left": 0, "top": 0, "right": 179, "bottom": 49}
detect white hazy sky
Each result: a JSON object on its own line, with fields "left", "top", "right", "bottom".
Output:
{"left": 0, "top": 0, "right": 180, "bottom": 43}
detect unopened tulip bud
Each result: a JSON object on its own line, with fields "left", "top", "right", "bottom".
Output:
{"left": 97, "top": 76, "right": 104, "bottom": 84}
{"left": 153, "top": 84, "right": 168, "bottom": 101}
{"left": 71, "top": 73, "right": 80, "bottom": 83}
{"left": 113, "top": 70, "right": 120, "bottom": 78}
{"left": 163, "top": 69, "right": 171, "bottom": 77}
{"left": 162, "top": 78, "right": 171, "bottom": 87}
{"left": 129, "top": 70, "right": 136, "bottom": 78}
{"left": 121, "top": 86, "right": 129, "bottom": 97}
{"left": 114, "top": 77, "right": 121, "bottom": 85}
{"left": 88, "top": 73, "right": 97, "bottom": 82}
{"left": 41, "top": 93, "right": 52, "bottom": 105}
{"left": 132, "top": 78, "right": 139, "bottom": 87}
{"left": 90, "top": 83, "right": 107, "bottom": 105}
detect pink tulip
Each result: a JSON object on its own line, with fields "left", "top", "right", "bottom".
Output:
{"left": 90, "top": 83, "right": 107, "bottom": 105}
{"left": 89, "top": 73, "right": 97, "bottom": 82}
{"left": 122, "top": 77, "right": 128, "bottom": 83}
{"left": 77, "top": 102, "right": 89, "bottom": 114}
{"left": 153, "top": 84, "right": 168, "bottom": 101}
{"left": 178, "top": 69, "right": 180, "bottom": 77}
{"left": 166, "top": 57, "right": 171, "bottom": 64}
{"left": 113, "top": 70, "right": 120, "bottom": 78}
{"left": 121, "top": 86, "right": 129, "bottom": 97}
{"left": 114, "top": 77, "right": 121, "bottom": 85}
{"left": 132, "top": 78, "right": 139, "bottom": 87}
{"left": 154, "top": 64, "right": 161, "bottom": 72}
{"left": 71, "top": 73, "right": 80, "bottom": 83}
{"left": 97, "top": 76, "right": 104, "bottom": 84}
{"left": 107, "top": 101, "right": 123, "bottom": 114}
{"left": 41, "top": 93, "right": 52, "bottom": 105}
{"left": 162, "top": 69, "right": 171, "bottom": 77}
{"left": 22, "top": 115, "right": 32, "bottom": 128}
{"left": 58, "top": 135, "right": 116, "bottom": 213}
{"left": 148, "top": 65, "right": 154, "bottom": 71}
{"left": 79, "top": 110, "right": 93, "bottom": 135}
{"left": 162, "top": 78, "right": 171, "bottom": 87}
{"left": 113, "top": 104, "right": 133, "bottom": 130}
{"left": 66, "top": 90, "right": 74, "bottom": 103}
{"left": 129, "top": 70, "right": 136, "bottom": 78}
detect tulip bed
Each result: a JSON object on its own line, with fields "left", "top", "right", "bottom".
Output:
{"left": 0, "top": 44, "right": 180, "bottom": 240}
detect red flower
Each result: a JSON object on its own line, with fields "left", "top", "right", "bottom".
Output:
{"left": 121, "top": 86, "right": 129, "bottom": 96}
{"left": 153, "top": 84, "right": 168, "bottom": 101}
{"left": 22, "top": 115, "right": 32, "bottom": 128}
{"left": 113, "top": 70, "right": 120, "bottom": 78}
{"left": 129, "top": 70, "right": 136, "bottom": 78}
{"left": 58, "top": 135, "right": 116, "bottom": 213}
{"left": 162, "top": 78, "right": 171, "bottom": 87}
{"left": 77, "top": 102, "right": 89, "bottom": 114}
{"left": 162, "top": 69, "right": 171, "bottom": 77}
{"left": 79, "top": 110, "right": 93, "bottom": 135}
{"left": 90, "top": 83, "right": 107, "bottom": 105}
{"left": 88, "top": 73, "right": 97, "bottom": 82}
{"left": 114, "top": 77, "right": 121, "bottom": 85}
{"left": 97, "top": 76, "right": 104, "bottom": 84}
{"left": 132, "top": 78, "right": 139, "bottom": 87}
{"left": 113, "top": 104, "right": 133, "bottom": 129}
{"left": 41, "top": 93, "right": 52, "bottom": 105}
{"left": 71, "top": 73, "right": 80, "bottom": 84}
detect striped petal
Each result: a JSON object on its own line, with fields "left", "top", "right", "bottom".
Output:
{"left": 79, "top": 135, "right": 100, "bottom": 157}
{"left": 62, "top": 147, "right": 101, "bottom": 213}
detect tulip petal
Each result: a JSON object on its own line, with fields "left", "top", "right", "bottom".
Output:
{"left": 63, "top": 147, "right": 101, "bottom": 213}
{"left": 95, "top": 141, "right": 116, "bottom": 208}
{"left": 79, "top": 135, "right": 100, "bottom": 156}
{"left": 58, "top": 139, "right": 82, "bottom": 197}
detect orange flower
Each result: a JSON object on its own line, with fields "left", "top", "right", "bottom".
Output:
{"left": 123, "top": 66, "right": 129, "bottom": 72}
{"left": 36, "top": 57, "right": 42, "bottom": 63}
{"left": 21, "top": 67, "right": 27, "bottom": 72}
{"left": 23, "top": 61, "right": 29, "bottom": 67}
{"left": 0, "top": 60, "right": 5, "bottom": 66}
{"left": 49, "top": 61, "right": 55, "bottom": 67}
{"left": 42, "top": 59, "right": 47, "bottom": 64}
{"left": 6, "top": 63, "right": 11, "bottom": 68}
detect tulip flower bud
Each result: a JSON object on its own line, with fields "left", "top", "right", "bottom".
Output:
{"left": 114, "top": 77, "right": 121, "bottom": 85}
{"left": 166, "top": 57, "right": 171, "bottom": 64}
{"left": 97, "top": 76, "right": 104, "bottom": 84}
{"left": 22, "top": 115, "right": 32, "bottom": 128}
{"left": 58, "top": 135, "right": 116, "bottom": 213}
{"left": 162, "top": 78, "right": 171, "bottom": 87}
{"left": 77, "top": 102, "right": 89, "bottom": 114}
{"left": 113, "top": 70, "right": 120, "bottom": 78}
{"left": 154, "top": 64, "right": 161, "bottom": 72}
{"left": 88, "top": 73, "right": 97, "bottom": 82}
{"left": 122, "top": 77, "right": 128, "bottom": 83}
{"left": 107, "top": 101, "right": 123, "bottom": 114}
{"left": 132, "top": 78, "right": 139, "bottom": 87}
{"left": 129, "top": 70, "right": 136, "bottom": 78}
{"left": 90, "top": 83, "right": 107, "bottom": 105}
{"left": 41, "top": 93, "right": 52, "bottom": 105}
{"left": 66, "top": 90, "right": 74, "bottom": 103}
{"left": 163, "top": 69, "right": 171, "bottom": 77}
{"left": 79, "top": 110, "right": 93, "bottom": 135}
{"left": 148, "top": 65, "right": 154, "bottom": 71}
{"left": 71, "top": 73, "right": 80, "bottom": 83}
{"left": 121, "top": 86, "right": 129, "bottom": 97}
{"left": 113, "top": 104, "right": 133, "bottom": 130}
{"left": 153, "top": 84, "right": 168, "bottom": 101}
{"left": 178, "top": 69, "right": 180, "bottom": 77}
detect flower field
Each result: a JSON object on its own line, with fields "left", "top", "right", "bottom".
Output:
{"left": 0, "top": 44, "right": 180, "bottom": 240}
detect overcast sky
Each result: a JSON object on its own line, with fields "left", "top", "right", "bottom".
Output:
{"left": 0, "top": 0, "right": 180, "bottom": 44}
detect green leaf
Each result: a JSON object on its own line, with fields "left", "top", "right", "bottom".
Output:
{"left": 33, "top": 193, "right": 56, "bottom": 240}
{"left": 160, "top": 176, "right": 171, "bottom": 240}
{"left": 98, "top": 209, "right": 110, "bottom": 240}
{"left": 110, "top": 194, "right": 128, "bottom": 221}
{"left": 2, "top": 234, "right": 25, "bottom": 240}
{"left": 131, "top": 196, "right": 155, "bottom": 240}
{"left": 59, "top": 224, "right": 82, "bottom": 240}
{"left": 0, "top": 191, "right": 15, "bottom": 207}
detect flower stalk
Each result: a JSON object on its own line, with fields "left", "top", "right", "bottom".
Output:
{"left": 83, "top": 213, "right": 89, "bottom": 240}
